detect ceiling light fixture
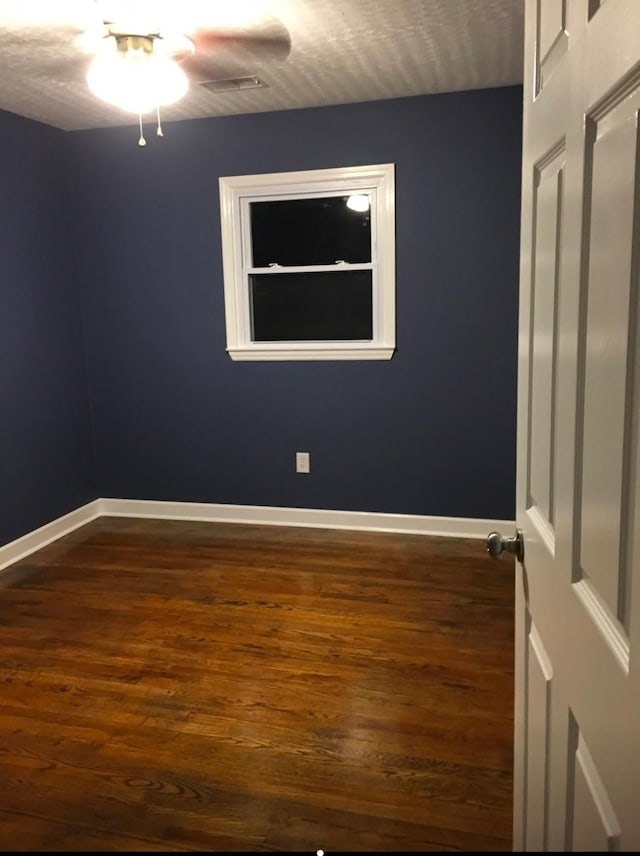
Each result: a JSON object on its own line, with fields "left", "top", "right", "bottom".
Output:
{"left": 87, "top": 34, "right": 191, "bottom": 145}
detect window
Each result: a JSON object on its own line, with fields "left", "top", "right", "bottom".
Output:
{"left": 218, "top": 163, "right": 395, "bottom": 360}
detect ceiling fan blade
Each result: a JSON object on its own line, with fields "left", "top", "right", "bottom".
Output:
{"left": 189, "top": 18, "right": 291, "bottom": 59}
{"left": 0, "top": 21, "right": 96, "bottom": 84}
{"left": 27, "top": 45, "right": 98, "bottom": 86}
{"left": 177, "top": 21, "right": 291, "bottom": 84}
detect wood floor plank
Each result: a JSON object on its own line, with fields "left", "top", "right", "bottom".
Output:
{"left": 0, "top": 517, "right": 514, "bottom": 851}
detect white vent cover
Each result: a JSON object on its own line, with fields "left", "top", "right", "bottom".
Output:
{"left": 200, "top": 76, "right": 269, "bottom": 94}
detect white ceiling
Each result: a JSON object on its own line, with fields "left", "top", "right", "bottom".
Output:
{"left": 0, "top": 0, "right": 525, "bottom": 131}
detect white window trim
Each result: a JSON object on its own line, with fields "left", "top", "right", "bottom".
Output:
{"left": 218, "top": 163, "right": 396, "bottom": 361}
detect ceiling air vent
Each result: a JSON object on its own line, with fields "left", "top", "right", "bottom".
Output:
{"left": 200, "top": 76, "right": 268, "bottom": 94}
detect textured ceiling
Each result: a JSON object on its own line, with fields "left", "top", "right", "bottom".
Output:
{"left": 0, "top": 0, "right": 524, "bottom": 131}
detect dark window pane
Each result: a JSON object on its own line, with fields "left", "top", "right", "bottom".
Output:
{"left": 250, "top": 196, "right": 371, "bottom": 266}
{"left": 250, "top": 271, "right": 372, "bottom": 341}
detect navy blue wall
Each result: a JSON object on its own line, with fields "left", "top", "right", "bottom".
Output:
{"left": 0, "top": 111, "right": 96, "bottom": 546}
{"left": 69, "top": 86, "right": 522, "bottom": 520}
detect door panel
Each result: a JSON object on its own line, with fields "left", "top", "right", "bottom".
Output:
{"left": 536, "top": 0, "right": 568, "bottom": 92}
{"left": 570, "top": 728, "right": 621, "bottom": 851}
{"left": 524, "top": 622, "right": 553, "bottom": 850}
{"left": 579, "top": 112, "right": 639, "bottom": 626}
{"left": 528, "top": 150, "right": 564, "bottom": 540}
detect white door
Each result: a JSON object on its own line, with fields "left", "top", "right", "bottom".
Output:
{"left": 512, "top": 0, "right": 640, "bottom": 849}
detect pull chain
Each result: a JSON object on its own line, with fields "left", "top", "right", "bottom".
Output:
{"left": 156, "top": 106, "right": 164, "bottom": 137}
{"left": 138, "top": 113, "right": 146, "bottom": 147}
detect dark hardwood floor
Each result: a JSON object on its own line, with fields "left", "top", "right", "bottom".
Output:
{"left": 0, "top": 517, "right": 514, "bottom": 852}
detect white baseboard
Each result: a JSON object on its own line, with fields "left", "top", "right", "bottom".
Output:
{"left": 99, "top": 498, "right": 513, "bottom": 539}
{"left": 0, "top": 500, "right": 101, "bottom": 573}
{"left": 0, "top": 497, "right": 513, "bottom": 577}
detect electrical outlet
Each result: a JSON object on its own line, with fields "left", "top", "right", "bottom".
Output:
{"left": 296, "top": 452, "right": 310, "bottom": 473}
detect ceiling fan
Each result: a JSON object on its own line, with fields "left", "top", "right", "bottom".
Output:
{"left": 54, "top": 0, "right": 292, "bottom": 142}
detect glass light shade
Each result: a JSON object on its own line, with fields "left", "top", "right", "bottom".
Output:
{"left": 87, "top": 45, "right": 188, "bottom": 114}
{"left": 346, "top": 194, "right": 371, "bottom": 212}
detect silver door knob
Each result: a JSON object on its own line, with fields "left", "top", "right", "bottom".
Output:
{"left": 486, "top": 528, "right": 524, "bottom": 562}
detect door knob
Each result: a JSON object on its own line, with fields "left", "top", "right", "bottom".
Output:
{"left": 486, "top": 528, "right": 524, "bottom": 562}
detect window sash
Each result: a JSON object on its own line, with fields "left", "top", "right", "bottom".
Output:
{"left": 242, "top": 264, "right": 379, "bottom": 345}
{"left": 249, "top": 269, "right": 374, "bottom": 342}
{"left": 240, "top": 189, "right": 378, "bottom": 270}
{"left": 248, "top": 194, "right": 372, "bottom": 267}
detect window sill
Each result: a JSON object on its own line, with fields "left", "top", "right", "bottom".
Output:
{"left": 227, "top": 345, "right": 395, "bottom": 361}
